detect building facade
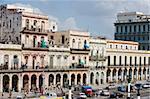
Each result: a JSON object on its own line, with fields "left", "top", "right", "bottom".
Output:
{"left": 114, "top": 12, "right": 150, "bottom": 50}
{"left": 0, "top": 4, "right": 149, "bottom": 93}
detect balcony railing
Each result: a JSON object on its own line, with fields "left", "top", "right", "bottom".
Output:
{"left": 89, "top": 55, "right": 106, "bottom": 61}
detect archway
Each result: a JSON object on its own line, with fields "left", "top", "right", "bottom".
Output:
{"left": 96, "top": 72, "right": 99, "bottom": 85}
{"left": 71, "top": 74, "right": 75, "bottom": 86}
{"left": 90, "top": 72, "right": 94, "bottom": 84}
{"left": 31, "top": 74, "right": 37, "bottom": 90}
{"left": 49, "top": 74, "right": 54, "bottom": 86}
{"left": 118, "top": 68, "right": 122, "bottom": 82}
{"left": 106, "top": 68, "right": 111, "bottom": 83}
{"left": 124, "top": 68, "right": 127, "bottom": 81}
{"left": 138, "top": 68, "right": 141, "bottom": 80}
{"left": 134, "top": 68, "right": 137, "bottom": 80}
{"left": 63, "top": 74, "right": 68, "bottom": 88}
{"left": 12, "top": 75, "right": 19, "bottom": 92}
{"left": 3, "top": 75, "right": 9, "bottom": 92}
{"left": 129, "top": 68, "right": 132, "bottom": 80}
{"left": 77, "top": 74, "right": 81, "bottom": 85}
{"left": 83, "top": 73, "right": 86, "bottom": 85}
{"left": 143, "top": 67, "right": 146, "bottom": 80}
{"left": 56, "top": 74, "right": 61, "bottom": 85}
{"left": 39, "top": 74, "right": 44, "bottom": 91}
{"left": 112, "top": 69, "right": 117, "bottom": 82}
{"left": 101, "top": 72, "right": 104, "bottom": 84}
{"left": 23, "top": 75, "right": 29, "bottom": 92}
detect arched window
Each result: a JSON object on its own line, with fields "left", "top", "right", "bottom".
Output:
{"left": 108, "top": 56, "right": 110, "bottom": 66}
{"left": 130, "top": 56, "right": 132, "bottom": 66}
{"left": 13, "top": 55, "right": 19, "bottom": 69}
{"left": 119, "top": 56, "right": 122, "bottom": 65}
{"left": 41, "top": 21, "right": 45, "bottom": 32}
{"left": 125, "top": 56, "right": 127, "bottom": 66}
{"left": 25, "top": 19, "right": 29, "bottom": 29}
{"left": 4, "top": 55, "right": 9, "bottom": 69}
{"left": 72, "top": 39, "right": 75, "bottom": 48}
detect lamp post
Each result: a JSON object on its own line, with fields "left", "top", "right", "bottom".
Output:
{"left": 137, "top": 89, "right": 140, "bottom": 99}
{"left": 127, "top": 75, "right": 131, "bottom": 99}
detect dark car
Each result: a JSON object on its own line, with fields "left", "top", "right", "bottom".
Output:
{"left": 109, "top": 92, "right": 124, "bottom": 98}
{"left": 118, "top": 86, "right": 126, "bottom": 92}
{"left": 134, "top": 83, "right": 143, "bottom": 90}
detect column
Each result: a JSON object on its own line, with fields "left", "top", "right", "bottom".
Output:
{"left": 116, "top": 69, "right": 118, "bottom": 83}
{"left": 9, "top": 54, "right": 12, "bottom": 69}
{"left": 0, "top": 74, "right": 3, "bottom": 92}
{"left": 28, "top": 55, "right": 32, "bottom": 69}
{"left": 36, "top": 76, "right": 39, "bottom": 89}
{"left": 53, "top": 74, "right": 56, "bottom": 85}
{"left": 80, "top": 74, "right": 83, "bottom": 85}
{"left": 18, "top": 74, "right": 23, "bottom": 92}
{"left": 9, "top": 75, "right": 12, "bottom": 90}
{"left": 68, "top": 73, "right": 71, "bottom": 86}
{"left": 121, "top": 69, "right": 124, "bottom": 81}
{"left": 145, "top": 68, "right": 148, "bottom": 80}
{"left": 60, "top": 74, "right": 63, "bottom": 87}
{"left": 75, "top": 74, "right": 77, "bottom": 85}
{"left": 29, "top": 75, "right": 31, "bottom": 91}
{"left": 86, "top": 73, "right": 89, "bottom": 85}
{"left": 131, "top": 68, "right": 134, "bottom": 82}
{"left": 141, "top": 68, "right": 144, "bottom": 80}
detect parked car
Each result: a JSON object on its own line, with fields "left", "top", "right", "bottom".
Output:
{"left": 118, "top": 86, "right": 126, "bottom": 92}
{"left": 109, "top": 92, "right": 124, "bottom": 98}
{"left": 100, "top": 90, "right": 110, "bottom": 96}
{"left": 134, "top": 83, "right": 143, "bottom": 90}
{"left": 142, "top": 83, "right": 150, "bottom": 88}
{"left": 78, "top": 93, "right": 87, "bottom": 99}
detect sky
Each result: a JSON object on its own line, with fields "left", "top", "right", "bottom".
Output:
{"left": 1, "top": 0, "right": 150, "bottom": 39}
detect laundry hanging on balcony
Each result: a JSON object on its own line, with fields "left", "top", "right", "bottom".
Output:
{"left": 84, "top": 43, "right": 89, "bottom": 49}
{"left": 41, "top": 40, "right": 46, "bottom": 48}
{"left": 79, "top": 60, "right": 85, "bottom": 65}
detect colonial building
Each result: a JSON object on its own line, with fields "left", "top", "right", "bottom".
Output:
{"left": 114, "top": 12, "right": 150, "bottom": 50}
{"left": 0, "top": 4, "right": 149, "bottom": 94}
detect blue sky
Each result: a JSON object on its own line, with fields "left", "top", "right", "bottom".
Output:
{"left": 1, "top": 0, "right": 150, "bottom": 39}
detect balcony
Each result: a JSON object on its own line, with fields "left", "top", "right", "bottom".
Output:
{"left": 89, "top": 55, "right": 106, "bottom": 61}
{"left": 0, "top": 44, "right": 21, "bottom": 50}
{"left": 21, "top": 27, "right": 48, "bottom": 35}
{"left": 22, "top": 42, "right": 49, "bottom": 51}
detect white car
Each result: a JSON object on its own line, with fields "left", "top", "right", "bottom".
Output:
{"left": 108, "top": 84, "right": 116, "bottom": 89}
{"left": 101, "top": 90, "right": 110, "bottom": 96}
{"left": 143, "top": 83, "right": 150, "bottom": 88}
{"left": 79, "top": 93, "right": 87, "bottom": 99}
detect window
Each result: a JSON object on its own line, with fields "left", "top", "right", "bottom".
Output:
{"left": 125, "top": 26, "right": 127, "bottom": 33}
{"left": 143, "top": 25, "right": 145, "bottom": 32}
{"left": 50, "top": 36, "right": 54, "bottom": 40}
{"left": 84, "top": 57, "right": 86, "bottom": 64}
{"left": 129, "top": 25, "right": 132, "bottom": 32}
{"left": 116, "top": 26, "right": 118, "bottom": 33}
{"left": 25, "top": 19, "right": 29, "bottom": 29}
{"left": 108, "top": 56, "right": 110, "bottom": 66}
{"left": 130, "top": 56, "right": 132, "bottom": 66}
{"left": 139, "top": 57, "right": 142, "bottom": 65}
{"left": 116, "top": 45, "right": 118, "bottom": 48}
{"left": 119, "top": 56, "right": 122, "bottom": 65}
{"left": 72, "top": 56, "right": 75, "bottom": 60}
{"left": 121, "top": 26, "right": 123, "bottom": 32}
{"left": 138, "top": 25, "right": 141, "bottom": 32}
{"left": 144, "top": 57, "right": 146, "bottom": 65}
{"left": 135, "top": 57, "right": 137, "bottom": 66}
{"left": 125, "top": 56, "right": 127, "bottom": 66}
{"left": 134, "top": 25, "right": 136, "bottom": 32}
{"left": 110, "top": 44, "right": 112, "bottom": 48}
{"left": 62, "top": 35, "right": 65, "bottom": 44}
{"left": 114, "top": 56, "right": 116, "bottom": 65}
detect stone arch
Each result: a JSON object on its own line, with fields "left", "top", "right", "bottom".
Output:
{"left": 49, "top": 74, "right": 54, "bottom": 86}
{"left": 23, "top": 75, "right": 29, "bottom": 92}
{"left": 77, "top": 74, "right": 81, "bottom": 85}
{"left": 63, "top": 74, "right": 68, "bottom": 87}
{"left": 112, "top": 69, "right": 117, "bottom": 82}
{"left": 3, "top": 75, "right": 10, "bottom": 92}
{"left": 106, "top": 68, "right": 111, "bottom": 83}
{"left": 96, "top": 72, "right": 99, "bottom": 85}
{"left": 90, "top": 72, "right": 94, "bottom": 84}
{"left": 56, "top": 74, "right": 61, "bottom": 85}
{"left": 71, "top": 74, "right": 75, "bottom": 86}
{"left": 101, "top": 72, "right": 104, "bottom": 84}
{"left": 83, "top": 73, "right": 87, "bottom": 85}
{"left": 12, "top": 75, "right": 19, "bottom": 92}
{"left": 39, "top": 74, "right": 44, "bottom": 90}
{"left": 138, "top": 67, "right": 142, "bottom": 80}
{"left": 31, "top": 74, "right": 37, "bottom": 90}
{"left": 118, "top": 68, "right": 122, "bottom": 81}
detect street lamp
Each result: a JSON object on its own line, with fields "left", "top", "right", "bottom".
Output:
{"left": 127, "top": 75, "right": 131, "bottom": 99}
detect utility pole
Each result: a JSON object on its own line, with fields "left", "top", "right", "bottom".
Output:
{"left": 127, "top": 75, "right": 131, "bottom": 99}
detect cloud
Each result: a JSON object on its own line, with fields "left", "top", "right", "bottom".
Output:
{"left": 59, "top": 17, "right": 79, "bottom": 30}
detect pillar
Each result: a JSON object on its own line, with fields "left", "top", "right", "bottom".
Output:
{"left": 36, "top": 76, "right": 39, "bottom": 89}
{"left": 44, "top": 74, "right": 48, "bottom": 88}
{"left": 60, "top": 74, "right": 63, "bottom": 87}
{"left": 80, "top": 74, "right": 83, "bottom": 85}
{"left": 110, "top": 69, "right": 113, "bottom": 82}
{"left": 68, "top": 74, "right": 71, "bottom": 86}
{"left": 116, "top": 69, "right": 118, "bottom": 83}
{"left": 29, "top": 75, "right": 31, "bottom": 91}
{"left": 75, "top": 74, "right": 77, "bottom": 85}
{"left": 28, "top": 56, "right": 32, "bottom": 69}
{"left": 9, "top": 54, "right": 12, "bottom": 69}
{"left": 9, "top": 75, "right": 12, "bottom": 90}
{"left": 0, "top": 74, "right": 3, "bottom": 92}
{"left": 18, "top": 74, "right": 23, "bottom": 92}
{"left": 121, "top": 69, "right": 124, "bottom": 81}
{"left": 53, "top": 74, "right": 56, "bottom": 85}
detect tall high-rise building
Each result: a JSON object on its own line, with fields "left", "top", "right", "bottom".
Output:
{"left": 114, "top": 12, "right": 150, "bottom": 50}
